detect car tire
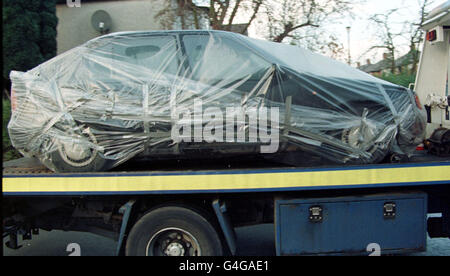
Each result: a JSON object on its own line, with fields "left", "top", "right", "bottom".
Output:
{"left": 49, "top": 127, "right": 109, "bottom": 172}
{"left": 341, "top": 126, "right": 388, "bottom": 163}
{"left": 125, "top": 206, "right": 224, "bottom": 256}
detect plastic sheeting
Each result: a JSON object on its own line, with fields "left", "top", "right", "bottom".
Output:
{"left": 8, "top": 30, "right": 426, "bottom": 172}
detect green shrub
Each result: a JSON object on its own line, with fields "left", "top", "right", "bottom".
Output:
{"left": 377, "top": 72, "right": 416, "bottom": 88}
{"left": 3, "top": 0, "right": 57, "bottom": 93}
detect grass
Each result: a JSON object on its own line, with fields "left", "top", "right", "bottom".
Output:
{"left": 3, "top": 98, "right": 22, "bottom": 161}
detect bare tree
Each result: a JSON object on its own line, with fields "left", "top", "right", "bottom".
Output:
{"left": 156, "top": 0, "right": 264, "bottom": 35}
{"left": 155, "top": 0, "right": 205, "bottom": 30}
{"left": 363, "top": 1, "right": 434, "bottom": 75}
{"left": 403, "top": 0, "right": 434, "bottom": 74}
{"left": 208, "top": 0, "right": 264, "bottom": 34}
{"left": 366, "top": 9, "right": 401, "bottom": 74}
{"left": 155, "top": 0, "right": 350, "bottom": 61}
{"left": 263, "top": 0, "right": 353, "bottom": 43}
{"left": 321, "top": 35, "right": 346, "bottom": 61}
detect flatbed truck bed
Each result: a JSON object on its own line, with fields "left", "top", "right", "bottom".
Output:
{"left": 4, "top": 153, "right": 450, "bottom": 195}
{"left": 3, "top": 153, "right": 450, "bottom": 256}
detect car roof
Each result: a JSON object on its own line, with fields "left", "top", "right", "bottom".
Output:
{"left": 93, "top": 29, "right": 236, "bottom": 40}
{"left": 87, "top": 30, "right": 394, "bottom": 87}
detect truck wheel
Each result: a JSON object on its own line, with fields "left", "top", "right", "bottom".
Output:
{"left": 125, "top": 206, "right": 223, "bottom": 256}
{"left": 49, "top": 127, "right": 108, "bottom": 172}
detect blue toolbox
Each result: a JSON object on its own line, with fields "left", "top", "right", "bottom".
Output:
{"left": 275, "top": 192, "right": 428, "bottom": 255}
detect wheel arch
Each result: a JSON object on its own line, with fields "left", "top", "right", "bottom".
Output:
{"left": 121, "top": 196, "right": 230, "bottom": 256}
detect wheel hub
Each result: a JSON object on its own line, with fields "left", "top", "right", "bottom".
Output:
{"left": 165, "top": 242, "right": 185, "bottom": 256}
{"left": 57, "top": 128, "right": 98, "bottom": 167}
{"left": 146, "top": 227, "right": 201, "bottom": 256}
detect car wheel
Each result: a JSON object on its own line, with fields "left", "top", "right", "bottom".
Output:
{"left": 341, "top": 126, "right": 387, "bottom": 163}
{"left": 49, "top": 127, "right": 108, "bottom": 172}
{"left": 125, "top": 206, "right": 224, "bottom": 256}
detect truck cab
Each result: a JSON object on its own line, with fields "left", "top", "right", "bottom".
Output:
{"left": 414, "top": 1, "right": 450, "bottom": 147}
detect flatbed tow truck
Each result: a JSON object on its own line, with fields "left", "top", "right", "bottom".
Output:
{"left": 3, "top": 152, "right": 450, "bottom": 256}
{"left": 3, "top": 2, "right": 450, "bottom": 257}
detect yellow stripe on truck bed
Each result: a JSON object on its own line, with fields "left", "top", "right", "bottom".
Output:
{"left": 3, "top": 164, "right": 450, "bottom": 194}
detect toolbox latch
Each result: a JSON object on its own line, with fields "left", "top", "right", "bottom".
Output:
{"left": 309, "top": 206, "right": 323, "bottom": 222}
{"left": 383, "top": 202, "right": 396, "bottom": 219}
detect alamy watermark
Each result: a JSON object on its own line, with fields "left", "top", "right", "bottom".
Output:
{"left": 367, "top": 243, "right": 381, "bottom": 256}
{"left": 66, "top": 243, "right": 81, "bottom": 256}
{"left": 170, "top": 99, "right": 280, "bottom": 154}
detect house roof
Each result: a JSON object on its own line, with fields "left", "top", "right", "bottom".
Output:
{"left": 358, "top": 59, "right": 391, "bottom": 73}
{"left": 358, "top": 50, "right": 420, "bottom": 73}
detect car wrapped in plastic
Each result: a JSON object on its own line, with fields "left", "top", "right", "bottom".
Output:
{"left": 8, "top": 30, "right": 426, "bottom": 172}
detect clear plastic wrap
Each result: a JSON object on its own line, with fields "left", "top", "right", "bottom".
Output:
{"left": 8, "top": 30, "right": 427, "bottom": 172}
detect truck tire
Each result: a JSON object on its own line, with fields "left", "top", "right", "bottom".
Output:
{"left": 125, "top": 206, "right": 224, "bottom": 256}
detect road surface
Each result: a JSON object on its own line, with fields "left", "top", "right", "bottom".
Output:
{"left": 3, "top": 224, "right": 449, "bottom": 256}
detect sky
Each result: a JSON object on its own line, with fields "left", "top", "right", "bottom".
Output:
{"left": 324, "top": 0, "right": 448, "bottom": 65}
{"left": 243, "top": 0, "right": 447, "bottom": 66}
